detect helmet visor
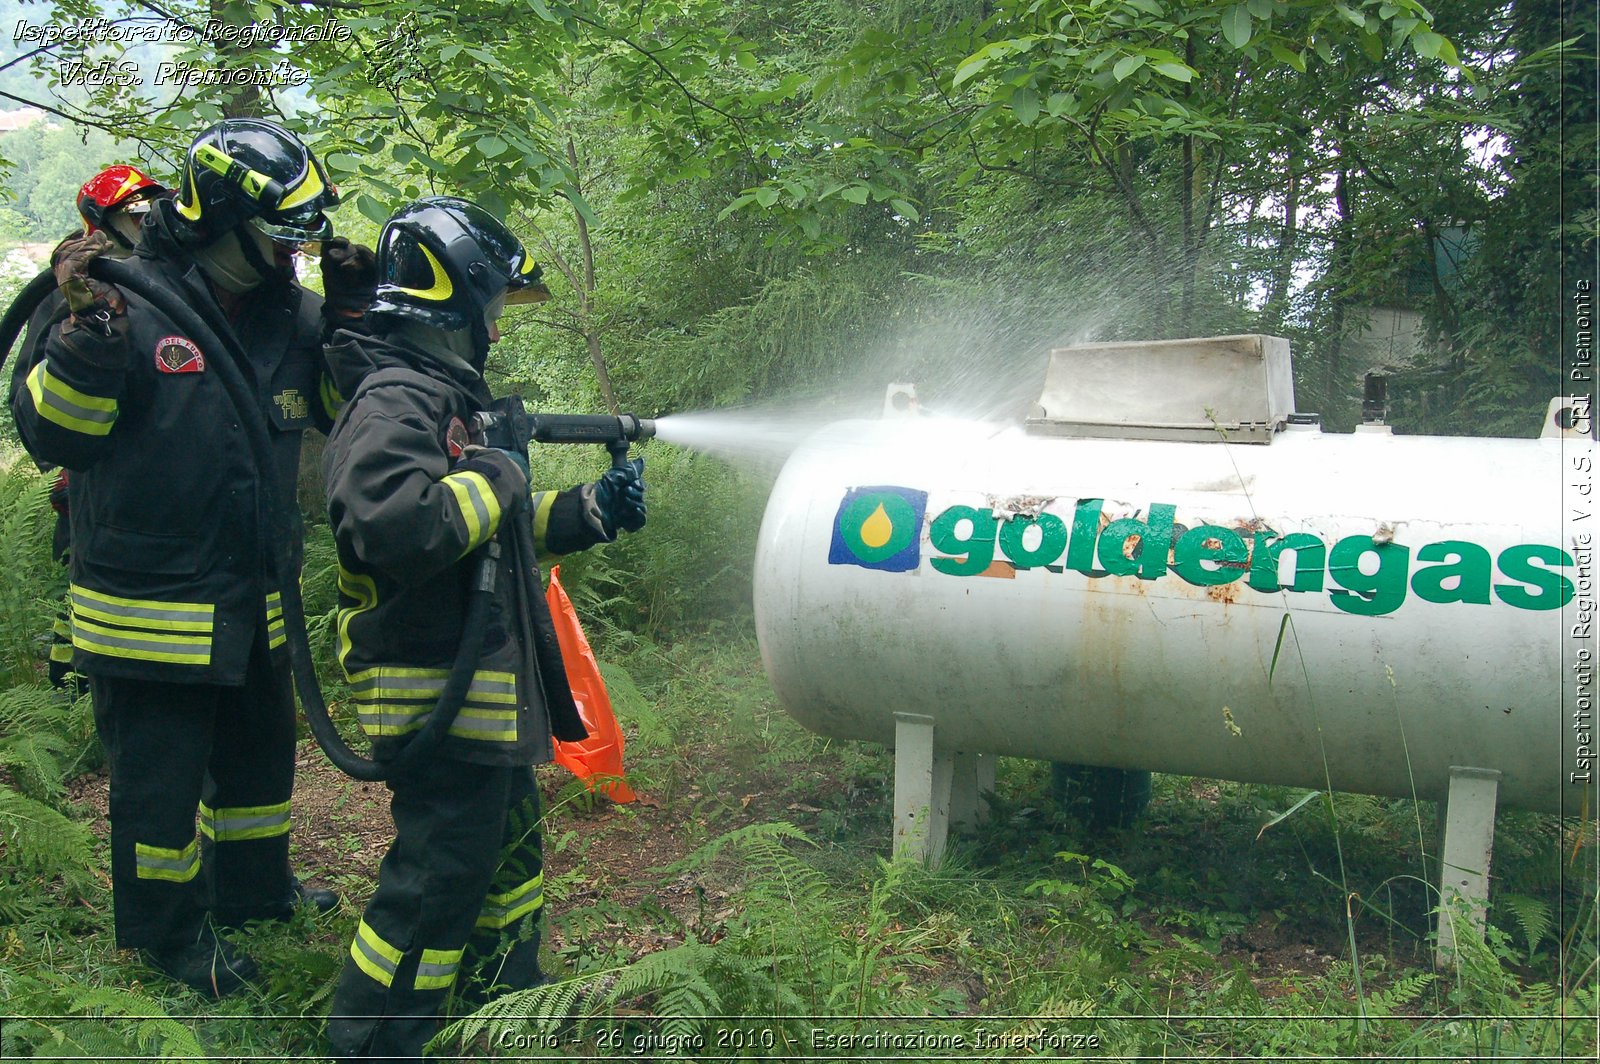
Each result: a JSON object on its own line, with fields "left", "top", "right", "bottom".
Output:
{"left": 249, "top": 211, "right": 332, "bottom": 253}
{"left": 505, "top": 280, "right": 551, "bottom": 305}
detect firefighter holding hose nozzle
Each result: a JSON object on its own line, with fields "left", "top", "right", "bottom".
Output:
{"left": 320, "top": 196, "right": 646, "bottom": 1060}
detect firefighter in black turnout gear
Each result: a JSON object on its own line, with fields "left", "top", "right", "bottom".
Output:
{"left": 9, "top": 119, "right": 350, "bottom": 996}
{"left": 6, "top": 165, "right": 168, "bottom": 692}
{"left": 322, "top": 197, "right": 647, "bottom": 1060}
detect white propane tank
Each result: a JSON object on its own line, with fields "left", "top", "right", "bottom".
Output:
{"left": 753, "top": 338, "right": 1596, "bottom": 846}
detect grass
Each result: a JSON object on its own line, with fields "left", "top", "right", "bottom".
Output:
{"left": 0, "top": 463, "right": 1594, "bottom": 1058}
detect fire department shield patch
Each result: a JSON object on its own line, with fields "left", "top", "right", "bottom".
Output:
{"left": 445, "top": 417, "right": 468, "bottom": 458}
{"left": 154, "top": 336, "right": 205, "bottom": 374}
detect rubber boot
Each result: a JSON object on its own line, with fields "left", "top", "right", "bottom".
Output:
{"left": 141, "top": 924, "right": 258, "bottom": 998}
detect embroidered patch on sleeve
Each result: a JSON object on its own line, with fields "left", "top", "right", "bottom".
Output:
{"left": 154, "top": 337, "right": 205, "bottom": 374}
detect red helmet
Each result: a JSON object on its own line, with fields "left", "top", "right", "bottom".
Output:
{"left": 77, "top": 165, "right": 166, "bottom": 243}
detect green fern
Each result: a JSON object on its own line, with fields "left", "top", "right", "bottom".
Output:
{"left": 1364, "top": 970, "right": 1435, "bottom": 1016}
{"left": 0, "top": 785, "right": 95, "bottom": 893}
{"left": 662, "top": 819, "right": 812, "bottom": 876}
{"left": 0, "top": 464, "right": 58, "bottom": 684}
{"left": 0, "top": 683, "right": 94, "bottom": 800}
{"left": 1501, "top": 892, "right": 1555, "bottom": 960}
{"left": 69, "top": 986, "right": 207, "bottom": 1059}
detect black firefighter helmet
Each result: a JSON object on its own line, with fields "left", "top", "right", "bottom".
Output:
{"left": 367, "top": 196, "right": 550, "bottom": 333}
{"left": 174, "top": 118, "right": 339, "bottom": 246}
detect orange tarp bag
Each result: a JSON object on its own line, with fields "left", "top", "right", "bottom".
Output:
{"left": 546, "top": 565, "right": 637, "bottom": 802}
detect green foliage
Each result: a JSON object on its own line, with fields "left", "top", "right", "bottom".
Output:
{"left": 0, "top": 459, "right": 59, "bottom": 685}
{"left": 0, "top": 122, "right": 148, "bottom": 244}
{"left": 0, "top": 782, "right": 95, "bottom": 895}
{"left": 0, "top": 683, "right": 94, "bottom": 802}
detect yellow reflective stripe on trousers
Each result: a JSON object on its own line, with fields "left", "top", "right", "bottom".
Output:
{"left": 414, "top": 946, "right": 464, "bottom": 991}
{"left": 198, "top": 799, "right": 290, "bottom": 842}
{"left": 476, "top": 873, "right": 543, "bottom": 929}
{"left": 350, "top": 919, "right": 403, "bottom": 987}
{"left": 265, "top": 590, "right": 286, "bottom": 650}
{"left": 349, "top": 668, "right": 518, "bottom": 741}
{"left": 26, "top": 361, "right": 117, "bottom": 436}
{"left": 134, "top": 839, "right": 199, "bottom": 883}
{"left": 440, "top": 470, "right": 502, "bottom": 555}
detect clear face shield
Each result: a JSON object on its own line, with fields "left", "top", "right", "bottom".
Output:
{"left": 248, "top": 202, "right": 333, "bottom": 258}
{"left": 107, "top": 196, "right": 155, "bottom": 249}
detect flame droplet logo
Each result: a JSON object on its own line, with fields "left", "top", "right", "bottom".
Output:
{"left": 828, "top": 487, "right": 928, "bottom": 572}
{"left": 860, "top": 503, "right": 894, "bottom": 549}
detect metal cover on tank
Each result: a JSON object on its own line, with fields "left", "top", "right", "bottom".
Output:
{"left": 1027, "top": 333, "right": 1295, "bottom": 444}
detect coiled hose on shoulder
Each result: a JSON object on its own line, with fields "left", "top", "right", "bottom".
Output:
{"left": 0, "top": 262, "right": 490, "bottom": 781}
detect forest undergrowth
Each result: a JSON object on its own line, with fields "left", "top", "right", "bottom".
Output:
{"left": 0, "top": 458, "right": 1594, "bottom": 1061}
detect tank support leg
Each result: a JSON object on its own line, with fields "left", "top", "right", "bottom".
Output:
{"left": 892, "top": 712, "right": 951, "bottom": 865}
{"left": 1435, "top": 765, "right": 1501, "bottom": 967}
{"left": 949, "top": 752, "right": 994, "bottom": 831}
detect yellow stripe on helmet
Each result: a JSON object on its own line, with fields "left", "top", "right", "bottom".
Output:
{"left": 394, "top": 245, "right": 455, "bottom": 301}
{"left": 276, "top": 159, "right": 325, "bottom": 211}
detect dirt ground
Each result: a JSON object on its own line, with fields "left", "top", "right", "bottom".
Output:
{"left": 62, "top": 738, "right": 1435, "bottom": 995}
{"left": 67, "top": 737, "right": 791, "bottom": 962}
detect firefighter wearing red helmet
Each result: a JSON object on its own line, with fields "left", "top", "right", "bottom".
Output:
{"left": 77, "top": 165, "right": 165, "bottom": 252}
{"left": 8, "top": 166, "right": 170, "bottom": 692}
{"left": 8, "top": 121, "right": 378, "bottom": 997}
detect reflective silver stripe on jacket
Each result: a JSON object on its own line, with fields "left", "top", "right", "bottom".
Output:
{"left": 349, "top": 667, "right": 518, "bottom": 742}
{"left": 70, "top": 584, "right": 215, "bottom": 666}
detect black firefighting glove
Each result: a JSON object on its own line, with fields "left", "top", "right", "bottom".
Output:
{"left": 48, "top": 469, "right": 69, "bottom": 517}
{"left": 588, "top": 458, "right": 647, "bottom": 537}
{"left": 53, "top": 231, "right": 124, "bottom": 317}
{"left": 320, "top": 237, "right": 377, "bottom": 320}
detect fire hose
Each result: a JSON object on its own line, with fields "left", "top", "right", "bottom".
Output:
{"left": 0, "top": 262, "right": 652, "bottom": 781}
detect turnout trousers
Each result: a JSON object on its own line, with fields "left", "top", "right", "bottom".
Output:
{"left": 327, "top": 760, "right": 546, "bottom": 1062}
{"left": 91, "top": 635, "right": 297, "bottom": 950}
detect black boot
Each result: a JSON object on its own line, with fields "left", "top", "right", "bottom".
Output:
{"left": 142, "top": 925, "right": 258, "bottom": 998}
{"left": 293, "top": 874, "right": 341, "bottom": 915}
{"left": 214, "top": 874, "right": 340, "bottom": 927}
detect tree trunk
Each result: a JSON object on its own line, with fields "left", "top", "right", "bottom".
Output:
{"left": 1178, "top": 38, "right": 1198, "bottom": 326}
{"left": 566, "top": 138, "right": 619, "bottom": 414}
{"left": 1262, "top": 147, "right": 1301, "bottom": 333}
{"left": 1322, "top": 140, "right": 1354, "bottom": 420}
{"left": 211, "top": 1, "right": 264, "bottom": 117}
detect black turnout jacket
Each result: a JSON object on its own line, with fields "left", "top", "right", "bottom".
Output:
{"left": 8, "top": 203, "right": 338, "bottom": 684}
{"left": 321, "top": 327, "right": 601, "bottom": 767}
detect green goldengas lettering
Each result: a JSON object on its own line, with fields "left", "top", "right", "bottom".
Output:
{"left": 923, "top": 499, "right": 1575, "bottom": 615}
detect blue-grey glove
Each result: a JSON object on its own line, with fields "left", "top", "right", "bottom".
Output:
{"left": 592, "top": 458, "right": 646, "bottom": 535}
{"left": 495, "top": 447, "right": 530, "bottom": 480}
{"left": 456, "top": 445, "right": 528, "bottom": 498}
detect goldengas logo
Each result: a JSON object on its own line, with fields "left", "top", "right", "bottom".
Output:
{"left": 829, "top": 487, "right": 927, "bottom": 572}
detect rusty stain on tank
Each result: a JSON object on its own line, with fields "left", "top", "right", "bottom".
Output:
{"left": 1207, "top": 582, "right": 1240, "bottom": 604}
{"left": 979, "top": 560, "right": 1017, "bottom": 579}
